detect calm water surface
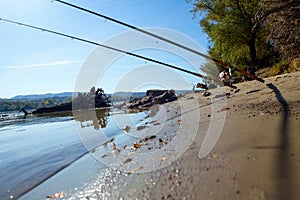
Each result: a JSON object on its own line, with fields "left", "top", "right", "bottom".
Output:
{"left": 0, "top": 108, "right": 149, "bottom": 199}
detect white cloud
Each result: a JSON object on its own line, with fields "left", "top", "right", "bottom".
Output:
{"left": 3, "top": 61, "right": 78, "bottom": 69}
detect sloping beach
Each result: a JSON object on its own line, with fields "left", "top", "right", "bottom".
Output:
{"left": 21, "top": 71, "right": 300, "bottom": 200}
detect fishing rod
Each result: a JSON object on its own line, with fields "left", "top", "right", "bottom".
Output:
{"left": 0, "top": 17, "right": 206, "bottom": 79}
{"left": 54, "top": 0, "right": 265, "bottom": 83}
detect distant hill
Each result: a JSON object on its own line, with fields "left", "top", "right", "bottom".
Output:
{"left": 11, "top": 92, "right": 74, "bottom": 100}
{"left": 111, "top": 91, "right": 145, "bottom": 98}
{"left": 10, "top": 89, "right": 190, "bottom": 101}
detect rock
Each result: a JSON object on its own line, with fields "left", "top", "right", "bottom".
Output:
{"left": 124, "top": 89, "right": 177, "bottom": 109}
{"left": 202, "top": 91, "right": 211, "bottom": 97}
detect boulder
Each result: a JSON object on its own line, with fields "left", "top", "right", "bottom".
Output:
{"left": 124, "top": 89, "right": 177, "bottom": 109}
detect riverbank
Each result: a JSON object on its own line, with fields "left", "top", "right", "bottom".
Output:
{"left": 21, "top": 71, "right": 300, "bottom": 199}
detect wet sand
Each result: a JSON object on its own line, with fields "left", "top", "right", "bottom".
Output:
{"left": 22, "top": 71, "right": 300, "bottom": 199}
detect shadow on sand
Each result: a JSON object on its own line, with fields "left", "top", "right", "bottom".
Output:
{"left": 267, "top": 83, "right": 293, "bottom": 200}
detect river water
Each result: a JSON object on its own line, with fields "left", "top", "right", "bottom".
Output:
{"left": 0, "top": 107, "right": 152, "bottom": 199}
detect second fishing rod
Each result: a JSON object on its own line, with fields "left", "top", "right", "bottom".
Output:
{"left": 54, "top": 0, "right": 264, "bottom": 83}
{"left": 0, "top": 17, "right": 206, "bottom": 80}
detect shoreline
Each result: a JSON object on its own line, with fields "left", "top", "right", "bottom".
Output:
{"left": 21, "top": 71, "right": 300, "bottom": 199}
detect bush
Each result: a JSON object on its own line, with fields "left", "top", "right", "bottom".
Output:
{"left": 270, "top": 60, "right": 290, "bottom": 76}
{"left": 289, "top": 58, "right": 300, "bottom": 72}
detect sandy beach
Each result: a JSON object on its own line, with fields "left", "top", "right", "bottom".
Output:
{"left": 21, "top": 71, "right": 300, "bottom": 200}
{"left": 128, "top": 71, "right": 300, "bottom": 200}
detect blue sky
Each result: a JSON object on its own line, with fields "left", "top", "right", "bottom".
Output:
{"left": 0, "top": 0, "right": 210, "bottom": 98}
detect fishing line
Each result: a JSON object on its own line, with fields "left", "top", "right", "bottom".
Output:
{"left": 53, "top": 0, "right": 264, "bottom": 83}
{"left": 0, "top": 17, "right": 206, "bottom": 79}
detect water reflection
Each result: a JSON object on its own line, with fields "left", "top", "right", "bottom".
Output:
{"left": 73, "top": 109, "right": 110, "bottom": 130}
{"left": 0, "top": 109, "right": 110, "bottom": 130}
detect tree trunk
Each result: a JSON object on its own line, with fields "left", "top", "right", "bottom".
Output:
{"left": 249, "top": 31, "right": 257, "bottom": 68}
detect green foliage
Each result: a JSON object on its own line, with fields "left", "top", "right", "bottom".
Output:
{"left": 269, "top": 58, "right": 300, "bottom": 76}
{"left": 200, "top": 61, "right": 221, "bottom": 83}
{"left": 192, "top": 0, "right": 274, "bottom": 68}
{"left": 0, "top": 97, "right": 71, "bottom": 112}
{"left": 270, "top": 60, "right": 290, "bottom": 76}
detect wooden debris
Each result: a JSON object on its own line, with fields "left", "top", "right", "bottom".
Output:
{"left": 149, "top": 135, "right": 157, "bottom": 140}
{"left": 127, "top": 166, "right": 143, "bottom": 175}
{"left": 217, "top": 107, "right": 230, "bottom": 112}
{"left": 137, "top": 125, "right": 147, "bottom": 131}
{"left": 139, "top": 135, "right": 157, "bottom": 143}
{"left": 275, "top": 76, "right": 282, "bottom": 81}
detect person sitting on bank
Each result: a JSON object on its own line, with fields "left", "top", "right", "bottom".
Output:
{"left": 219, "top": 68, "right": 237, "bottom": 89}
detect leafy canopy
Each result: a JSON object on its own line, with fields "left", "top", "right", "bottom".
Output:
{"left": 192, "top": 0, "right": 273, "bottom": 68}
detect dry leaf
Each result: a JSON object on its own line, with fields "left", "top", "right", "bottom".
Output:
{"left": 122, "top": 125, "right": 131, "bottom": 133}
{"left": 112, "top": 142, "right": 117, "bottom": 151}
{"left": 46, "top": 192, "right": 65, "bottom": 199}
{"left": 101, "top": 154, "right": 108, "bottom": 158}
{"left": 133, "top": 143, "right": 141, "bottom": 149}
{"left": 158, "top": 157, "right": 169, "bottom": 161}
{"left": 123, "top": 158, "right": 133, "bottom": 164}
{"left": 212, "top": 153, "right": 219, "bottom": 159}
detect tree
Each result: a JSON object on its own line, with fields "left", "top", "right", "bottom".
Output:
{"left": 192, "top": 0, "right": 274, "bottom": 68}
{"left": 262, "top": 0, "right": 300, "bottom": 60}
